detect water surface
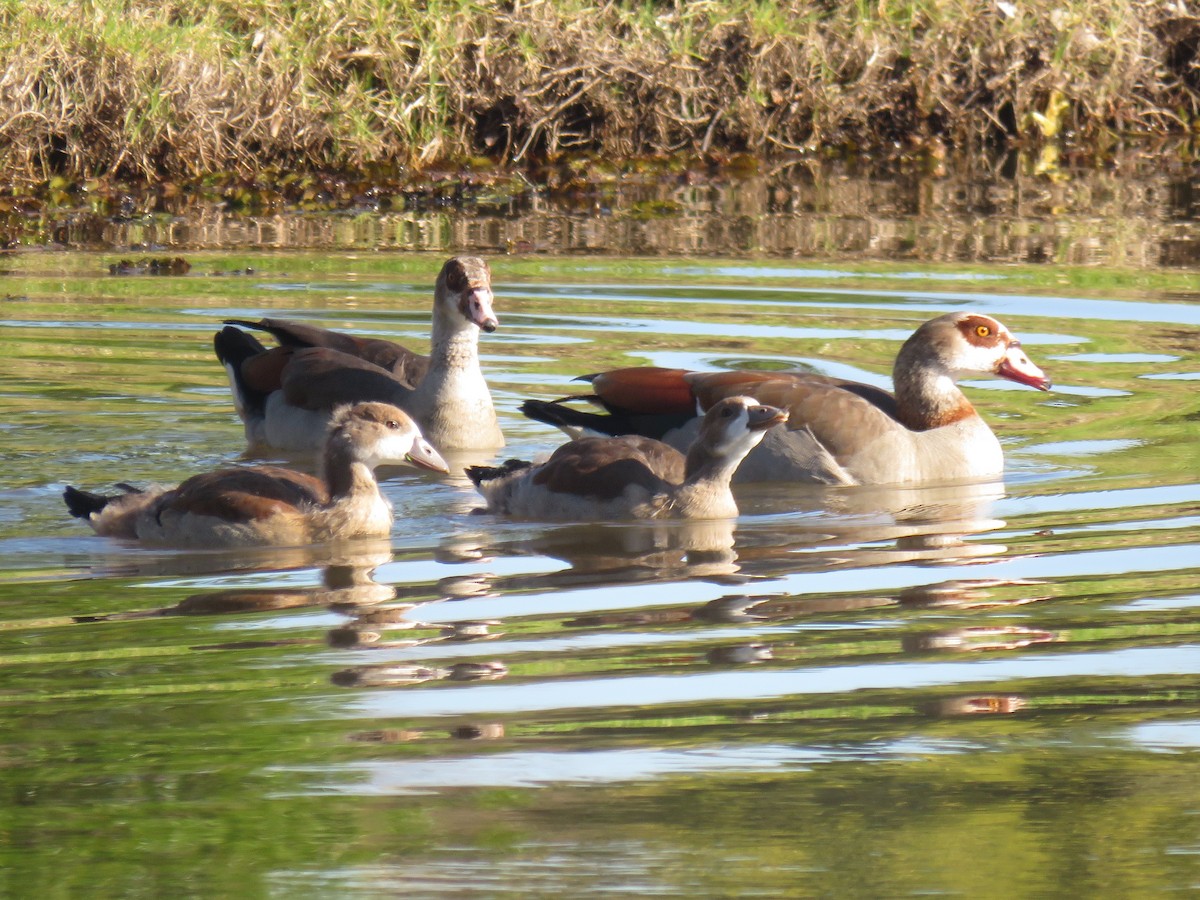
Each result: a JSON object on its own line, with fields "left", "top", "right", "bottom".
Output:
{"left": 1, "top": 251, "right": 1198, "bottom": 897}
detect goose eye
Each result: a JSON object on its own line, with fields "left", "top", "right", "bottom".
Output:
{"left": 975, "top": 324, "right": 991, "bottom": 337}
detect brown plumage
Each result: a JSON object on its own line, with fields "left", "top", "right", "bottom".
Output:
{"left": 64, "top": 402, "right": 449, "bottom": 549}
{"left": 530, "top": 435, "right": 686, "bottom": 500}
{"left": 520, "top": 312, "right": 1051, "bottom": 485}
{"left": 215, "top": 256, "right": 504, "bottom": 452}
{"left": 231, "top": 317, "right": 434, "bottom": 388}
{"left": 469, "top": 396, "right": 786, "bottom": 520}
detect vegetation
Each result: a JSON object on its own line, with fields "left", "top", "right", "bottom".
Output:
{"left": 2, "top": 0, "right": 1199, "bottom": 184}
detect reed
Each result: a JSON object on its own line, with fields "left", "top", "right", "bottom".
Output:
{"left": 0, "top": 0, "right": 1195, "bottom": 182}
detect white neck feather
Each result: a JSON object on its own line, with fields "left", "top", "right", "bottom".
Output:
{"left": 411, "top": 302, "right": 503, "bottom": 448}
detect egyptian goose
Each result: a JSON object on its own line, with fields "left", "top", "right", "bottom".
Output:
{"left": 520, "top": 312, "right": 1050, "bottom": 485}
{"left": 468, "top": 396, "right": 786, "bottom": 520}
{"left": 63, "top": 402, "right": 449, "bottom": 548}
{"left": 214, "top": 256, "right": 504, "bottom": 452}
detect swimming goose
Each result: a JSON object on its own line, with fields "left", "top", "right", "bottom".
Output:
{"left": 468, "top": 396, "right": 786, "bottom": 520}
{"left": 520, "top": 312, "right": 1050, "bottom": 485}
{"left": 214, "top": 256, "right": 504, "bottom": 452}
{"left": 63, "top": 402, "right": 449, "bottom": 548}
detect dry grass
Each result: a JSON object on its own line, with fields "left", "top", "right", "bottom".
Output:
{"left": 1, "top": 0, "right": 1199, "bottom": 182}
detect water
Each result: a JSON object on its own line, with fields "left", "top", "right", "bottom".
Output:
{"left": 1, "top": 248, "right": 1199, "bottom": 897}
{"left": 20, "top": 155, "right": 1200, "bottom": 267}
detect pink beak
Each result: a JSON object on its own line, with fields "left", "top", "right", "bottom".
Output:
{"left": 997, "top": 343, "right": 1051, "bottom": 391}
{"left": 463, "top": 288, "right": 499, "bottom": 333}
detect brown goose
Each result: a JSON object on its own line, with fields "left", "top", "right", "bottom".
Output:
{"left": 520, "top": 312, "right": 1050, "bottom": 486}
{"left": 215, "top": 256, "right": 504, "bottom": 452}
{"left": 468, "top": 396, "right": 786, "bottom": 520}
{"left": 63, "top": 402, "right": 449, "bottom": 549}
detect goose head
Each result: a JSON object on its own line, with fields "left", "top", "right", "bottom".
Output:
{"left": 898, "top": 312, "right": 1051, "bottom": 391}
{"left": 327, "top": 402, "right": 450, "bottom": 473}
{"left": 436, "top": 256, "right": 498, "bottom": 333}
{"left": 691, "top": 396, "right": 788, "bottom": 469}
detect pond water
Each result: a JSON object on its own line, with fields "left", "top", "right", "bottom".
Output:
{"left": 1, "top": 243, "right": 1199, "bottom": 897}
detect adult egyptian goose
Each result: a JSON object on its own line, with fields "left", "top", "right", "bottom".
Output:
{"left": 214, "top": 256, "right": 504, "bottom": 452}
{"left": 63, "top": 402, "right": 449, "bottom": 548}
{"left": 468, "top": 396, "right": 786, "bottom": 520}
{"left": 520, "top": 312, "right": 1050, "bottom": 485}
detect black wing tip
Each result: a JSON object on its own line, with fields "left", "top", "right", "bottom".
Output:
{"left": 213, "top": 325, "right": 268, "bottom": 364}
{"left": 63, "top": 485, "right": 111, "bottom": 519}
{"left": 466, "top": 459, "right": 533, "bottom": 487}
{"left": 519, "top": 398, "right": 594, "bottom": 427}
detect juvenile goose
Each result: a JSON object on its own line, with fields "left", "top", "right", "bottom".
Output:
{"left": 520, "top": 312, "right": 1050, "bottom": 486}
{"left": 215, "top": 256, "right": 504, "bottom": 452}
{"left": 468, "top": 396, "right": 786, "bottom": 520}
{"left": 63, "top": 402, "right": 449, "bottom": 549}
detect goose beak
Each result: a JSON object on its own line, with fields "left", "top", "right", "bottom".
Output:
{"left": 405, "top": 437, "right": 451, "bottom": 474}
{"left": 997, "top": 343, "right": 1051, "bottom": 391}
{"left": 747, "top": 404, "right": 788, "bottom": 431}
{"left": 462, "top": 287, "right": 499, "bottom": 333}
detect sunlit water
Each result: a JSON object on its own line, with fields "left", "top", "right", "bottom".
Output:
{"left": 1, "top": 250, "right": 1199, "bottom": 897}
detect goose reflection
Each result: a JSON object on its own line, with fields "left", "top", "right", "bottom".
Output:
{"left": 434, "top": 478, "right": 1010, "bottom": 603}
{"left": 732, "top": 478, "right": 1009, "bottom": 576}
{"left": 327, "top": 613, "right": 506, "bottom": 649}
{"left": 695, "top": 575, "right": 1051, "bottom": 676}
{"left": 922, "top": 695, "right": 1027, "bottom": 717}
{"left": 347, "top": 722, "right": 507, "bottom": 743}
{"left": 72, "top": 543, "right": 395, "bottom": 625}
{"left": 431, "top": 518, "right": 742, "bottom": 598}
{"left": 327, "top": 607, "right": 510, "bottom": 693}
{"left": 733, "top": 576, "right": 1046, "bottom": 621}
{"left": 901, "top": 625, "right": 1059, "bottom": 654}
{"left": 62, "top": 536, "right": 401, "bottom": 580}
{"left": 331, "top": 660, "right": 508, "bottom": 688}
{"left": 896, "top": 577, "right": 1047, "bottom": 609}
{"left": 705, "top": 643, "right": 775, "bottom": 666}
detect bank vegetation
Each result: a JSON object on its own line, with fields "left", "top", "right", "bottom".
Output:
{"left": 2, "top": 0, "right": 1199, "bottom": 184}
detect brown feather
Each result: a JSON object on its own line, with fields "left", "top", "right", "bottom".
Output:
{"left": 532, "top": 436, "right": 685, "bottom": 499}
{"left": 279, "top": 348, "right": 412, "bottom": 411}
{"left": 232, "top": 317, "right": 428, "bottom": 384}
{"left": 155, "top": 466, "right": 327, "bottom": 523}
{"left": 687, "top": 372, "right": 905, "bottom": 462}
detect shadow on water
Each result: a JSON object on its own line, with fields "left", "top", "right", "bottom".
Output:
{"left": 2, "top": 237, "right": 1200, "bottom": 895}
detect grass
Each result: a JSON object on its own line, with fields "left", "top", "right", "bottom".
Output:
{"left": 1, "top": 0, "right": 1198, "bottom": 184}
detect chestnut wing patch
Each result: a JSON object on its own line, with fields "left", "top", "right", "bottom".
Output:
{"left": 240, "top": 345, "right": 293, "bottom": 395}
{"left": 589, "top": 368, "right": 695, "bottom": 415}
